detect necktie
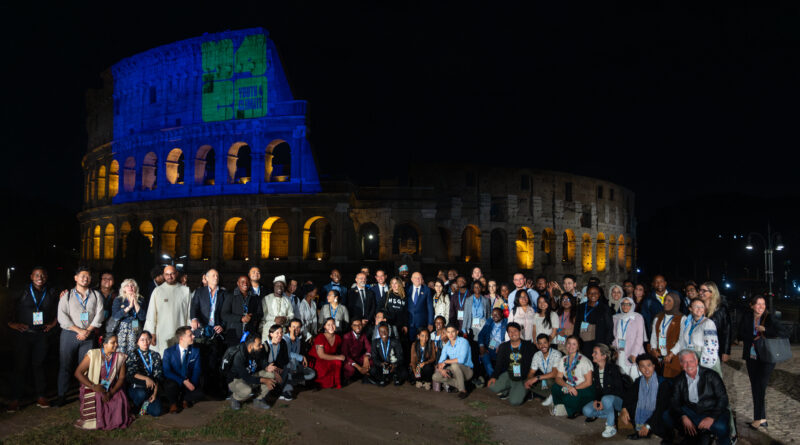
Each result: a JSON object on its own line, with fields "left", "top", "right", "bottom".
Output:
{"left": 181, "top": 348, "right": 187, "bottom": 374}
{"left": 360, "top": 289, "right": 365, "bottom": 308}
{"left": 414, "top": 287, "right": 419, "bottom": 304}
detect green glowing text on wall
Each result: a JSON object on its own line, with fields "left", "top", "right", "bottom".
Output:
{"left": 202, "top": 34, "right": 268, "bottom": 122}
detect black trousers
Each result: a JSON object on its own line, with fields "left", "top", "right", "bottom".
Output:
{"left": 12, "top": 330, "right": 50, "bottom": 399}
{"left": 369, "top": 364, "right": 409, "bottom": 384}
{"left": 408, "top": 363, "right": 435, "bottom": 383}
{"left": 196, "top": 337, "right": 226, "bottom": 397}
{"left": 746, "top": 358, "right": 775, "bottom": 420}
{"left": 163, "top": 379, "right": 204, "bottom": 406}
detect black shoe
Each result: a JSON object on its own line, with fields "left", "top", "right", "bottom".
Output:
{"left": 567, "top": 412, "right": 580, "bottom": 419}
{"left": 55, "top": 396, "right": 67, "bottom": 408}
{"left": 498, "top": 392, "right": 510, "bottom": 400}
{"left": 585, "top": 417, "right": 597, "bottom": 423}
{"left": 627, "top": 433, "right": 641, "bottom": 440}
{"left": 393, "top": 379, "right": 403, "bottom": 386}
{"left": 458, "top": 391, "right": 469, "bottom": 399}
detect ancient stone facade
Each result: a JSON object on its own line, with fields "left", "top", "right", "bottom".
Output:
{"left": 78, "top": 28, "right": 636, "bottom": 283}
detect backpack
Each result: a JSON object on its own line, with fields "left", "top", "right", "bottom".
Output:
{"left": 220, "top": 344, "right": 242, "bottom": 379}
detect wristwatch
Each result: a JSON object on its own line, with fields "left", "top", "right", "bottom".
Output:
{"left": 644, "top": 424, "right": 650, "bottom": 431}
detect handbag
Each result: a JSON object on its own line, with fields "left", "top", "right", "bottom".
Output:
{"left": 754, "top": 336, "right": 792, "bottom": 363}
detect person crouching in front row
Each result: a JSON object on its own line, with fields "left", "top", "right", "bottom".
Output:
{"left": 227, "top": 334, "right": 280, "bottom": 410}
{"left": 486, "top": 322, "right": 535, "bottom": 406}
{"left": 161, "top": 326, "right": 203, "bottom": 413}
{"left": 370, "top": 322, "right": 407, "bottom": 386}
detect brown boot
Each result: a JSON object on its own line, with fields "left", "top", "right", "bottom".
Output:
{"left": 169, "top": 403, "right": 179, "bottom": 414}
{"left": 36, "top": 397, "right": 50, "bottom": 408}
{"left": 6, "top": 400, "right": 19, "bottom": 413}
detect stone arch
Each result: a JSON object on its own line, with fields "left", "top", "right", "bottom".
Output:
{"left": 490, "top": 228, "right": 507, "bottom": 269}
{"left": 189, "top": 219, "right": 212, "bottom": 260}
{"left": 562, "top": 229, "right": 576, "bottom": 264}
{"left": 93, "top": 225, "right": 102, "bottom": 260}
{"left": 139, "top": 220, "right": 154, "bottom": 247}
{"left": 358, "top": 222, "right": 380, "bottom": 260}
{"left": 617, "top": 235, "right": 625, "bottom": 270}
{"left": 303, "top": 216, "right": 331, "bottom": 260}
{"left": 596, "top": 232, "right": 607, "bottom": 272}
{"left": 120, "top": 221, "right": 131, "bottom": 258}
{"left": 142, "top": 152, "right": 158, "bottom": 190}
{"left": 89, "top": 170, "right": 97, "bottom": 201}
{"left": 123, "top": 157, "right": 136, "bottom": 192}
{"left": 103, "top": 223, "right": 115, "bottom": 259}
{"left": 608, "top": 235, "right": 617, "bottom": 269}
{"left": 195, "top": 145, "right": 216, "bottom": 185}
{"left": 97, "top": 166, "right": 107, "bottom": 200}
{"left": 227, "top": 142, "right": 251, "bottom": 184}
{"left": 265, "top": 139, "right": 291, "bottom": 182}
{"left": 541, "top": 228, "right": 556, "bottom": 266}
{"left": 109, "top": 160, "right": 119, "bottom": 198}
{"left": 223, "top": 217, "right": 249, "bottom": 260}
{"left": 516, "top": 226, "right": 534, "bottom": 270}
{"left": 166, "top": 148, "right": 185, "bottom": 185}
{"left": 261, "top": 217, "right": 289, "bottom": 259}
{"left": 461, "top": 224, "right": 481, "bottom": 262}
{"left": 393, "top": 223, "right": 420, "bottom": 256}
{"left": 581, "top": 233, "right": 592, "bottom": 273}
{"left": 625, "top": 237, "right": 633, "bottom": 272}
{"left": 160, "top": 219, "right": 180, "bottom": 257}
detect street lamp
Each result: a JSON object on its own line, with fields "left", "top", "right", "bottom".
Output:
{"left": 746, "top": 223, "right": 785, "bottom": 313}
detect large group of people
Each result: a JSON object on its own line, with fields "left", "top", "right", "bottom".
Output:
{"left": 5, "top": 264, "right": 785, "bottom": 443}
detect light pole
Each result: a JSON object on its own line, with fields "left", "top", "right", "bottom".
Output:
{"left": 746, "top": 223, "right": 785, "bottom": 313}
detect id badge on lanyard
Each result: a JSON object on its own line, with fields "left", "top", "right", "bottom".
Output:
{"left": 32, "top": 311, "right": 44, "bottom": 326}
{"left": 81, "top": 312, "right": 90, "bottom": 323}
{"left": 457, "top": 310, "right": 464, "bottom": 320}
{"left": 472, "top": 317, "right": 482, "bottom": 327}
{"left": 658, "top": 336, "right": 667, "bottom": 354}
{"left": 131, "top": 319, "right": 140, "bottom": 330}
{"left": 489, "top": 338, "right": 499, "bottom": 349}
{"left": 556, "top": 335, "right": 566, "bottom": 344}
{"left": 580, "top": 321, "right": 589, "bottom": 331}
{"left": 617, "top": 339, "right": 626, "bottom": 350}
{"left": 512, "top": 364, "right": 521, "bottom": 378}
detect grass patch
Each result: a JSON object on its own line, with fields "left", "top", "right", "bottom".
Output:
{"left": 451, "top": 415, "right": 500, "bottom": 445}
{"left": 467, "top": 400, "right": 488, "bottom": 410}
{"left": 2, "top": 404, "right": 288, "bottom": 445}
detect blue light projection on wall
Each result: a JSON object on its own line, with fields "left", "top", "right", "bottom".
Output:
{"left": 111, "top": 28, "right": 321, "bottom": 205}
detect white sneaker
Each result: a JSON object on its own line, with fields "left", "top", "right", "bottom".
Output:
{"left": 541, "top": 395, "right": 553, "bottom": 406}
{"left": 551, "top": 404, "right": 567, "bottom": 416}
{"left": 602, "top": 426, "right": 617, "bottom": 438}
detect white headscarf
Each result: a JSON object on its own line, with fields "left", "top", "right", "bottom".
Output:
{"left": 613, "top": 296, "right": 638, "bottom": 322}
{"left": 608, "top": 284, "right": 623, "bottom": 312}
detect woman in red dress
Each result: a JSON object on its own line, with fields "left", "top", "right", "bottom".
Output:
{"left": 310, "top": 318, "right": 345, "bottom": 389}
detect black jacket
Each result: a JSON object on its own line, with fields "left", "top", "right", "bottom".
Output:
{"left": 191, "top": 287, "right": 226, "bottom": 328}
{"left": 10, "top": 285, "right": 58, "bottom": 331}
{"left": 347, "top": 287, "right": 377, "bottom": 322}
{"left": 383, "top": 292, "right": 409, "bottom": 329}
{"left": 592, "top": 362, "right": 629, "bottom": 401}
{"left": 371, "top": 337, "right": 404, "bottom": 366}
{"left": 737, "top": 310, "right": 780, "bottom": 361}
{"left": 708, "top": 299, "right": 732, "bottom": 356}
{"left": 231, "top": 343, "right": 269, "bottom": 385}
{"left": 221, "top": 288, "right": 263, "bottom": 340}
{"left": 622, "top": 375, "right": 671, "bottom": 433}
{"left": 491, "top": 340, "right": 535, "bottom": 381}
{"left": 669, "top": 367, "right": 729, "bottom": 420}
{"left": 265, "top": 339, "right": 290, "bottom": 369}
{"left": 575, "top": 301, "right": 614, "bottom": 355}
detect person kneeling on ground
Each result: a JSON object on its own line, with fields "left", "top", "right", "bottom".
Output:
{"left": 525, "top": 333, "right": 562, "bottom": 406}
{"left": 582, "top": 343, "right": 629, "bottom": 438}
{"left": 410, "top": 328, "right": 438, "bottom": 390}
{"left": 342, "top": 319, "right": 372, "bottom": 383}
{"left": 162, "top": 326, "right": 203, "bottom": 413}
{"left": 663, "top": 349, "right": 731, "bottom": 445}
{"left": 125, "top": 330, "right": 163, "bottom": 417}
{"left": 283, "top": 318, "right": 316, "bottom": 386}
{"left": 619, "top": 354, "right": 671, "bottom": 441}
{"left": 74, "top": 334, "right": 132, "bottom": 430}
{"left": 550, "top": 335, "right": 595, "bottom": 418}
{"left": 433, "top": 323, "right": 474, "bottom": 399}
{"left": 228, "top": 334, "right": 278, "bottom": 410}
{"left": 370, "top": 323, "right": 407, "bottom": 386}
{"left": 486, "top": 322, "right": 535, "bottom": 406}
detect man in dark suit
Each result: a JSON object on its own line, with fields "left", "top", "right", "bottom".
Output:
{"left": 347, "top": 272, "right": 376, "bottom": 327}
{"left": 162, "top": 326, "right": 203, "bottom": 413}
{"left": 190, "top": 268, "right": 227, "bottom": 398}
{"left": 406, "top": 272, "right": 434, "bottom": 340}
{"left": 370, "top": 269, "right": 390, "bottom": 310}
{"left": 369, "top": 323, "right": 407, "bottom": 386}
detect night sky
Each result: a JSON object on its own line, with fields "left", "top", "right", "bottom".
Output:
{"left": 1, "top": 3, "right": 798, "bottom": 289}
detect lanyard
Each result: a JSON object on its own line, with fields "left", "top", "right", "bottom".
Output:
{"left": 542, "top": 351, "right": 552, "bottom": 372}
{"left": 583, "top": 303, "right": 596, "bottom": 320}
{"left": 29, "top": 285, "right": 45, "bottom": 311}
{"left": 331, "top": 304, "right": 339, "bottom": 319}
{"left": 269, "top": 343, "right": 279, "bottom": 363}
{"left": 472, "top": 295, "right": 482, "bottom": 316}
{"left": 619, "top": 318, "right": 631, "bottom": 338}
{"left": 492, "top": 322, "right": 502, "bottom": 339}
{"left": 491, "top": 296, "right": 498, "bottom": 307}
{"left": 137, "top": 349, "right": 153, "bottom": 374}
{"left": 209, "top": 287, "right": 218, "bottom": 309}
{"left": 660, "top": 315, "right": 673, "bottom": 336}
{"left": 381, "top": 339, "right": 391, "bottom": 360}
{"left": 685, "top": 316, "right": 705, "bottom": 341}
{"left": 74, "top": 289, "right": 90, "bottom": 311}
{"left": 511, "top": 346, "right": 521, "bottom": 363}
{"left": 565, "top": 353, "right": 579, "bottom": 382}
{"left": 103, "top": 353, "right": 114, "bottom": 378}
{"left": 753, "top": 316, "right": 761, "bottom": 338}
{"left": 457, "top": 291, "right": 466, "bottom": 308}
{"left": 559, "top": 312, "right": 568, "bottom": 329}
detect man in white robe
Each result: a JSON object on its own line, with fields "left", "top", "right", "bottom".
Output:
{"left": 261, "top": 275, "right": 294, "bottom": 338}
{"left": 144, "top": 265, "right": 191, "bottom": 353}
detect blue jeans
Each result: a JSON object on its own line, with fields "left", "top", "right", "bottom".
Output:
{"left": 582, "top": 395, "right": 623, "bottom": 426}
{"left": 128, "top": 386, "right": 163, "bottom": 417}
{"left": 663, "top": 406, "right": 729, "bottom": 445}
{"left": 480, "top": 348, "right": 498, "bottom": 377}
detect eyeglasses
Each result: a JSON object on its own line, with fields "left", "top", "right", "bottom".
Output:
{"left": 621, "top": 302, "right": 633, "bottom": 306}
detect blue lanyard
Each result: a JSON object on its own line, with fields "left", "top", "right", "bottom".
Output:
{"left": 209, "top": 287, "right": 218, "bottom": 309}
{"left": 137, "top": 349, "right": 153, "bottom": 374}
{"left": 457, "top": 291, "right": 466, "bottom": 308}
{"left": 104, "top": 354, "right": 114, "bottom": 378}
{"left": 753, "top": 316, "right": 760, "bottom": 337}
{"left": 542, "top": 351, "right": 552, "bottom": 372}
{"left": 559, "top": 313, "right": 568, "bottom": 331}
{"left": 686, "top": 316, "right": 705, "bottom": 340}
{"left": 619, "top": 318, "right": 631, "bottom": 338}
{"left": 583, "top": 303, "right": 596, "bottom": 320}
{"left": 492, "top": 323, "right": 502, "bottom": 340}
{"left": 472, "top": 295, "right": 482, "bottom": 317}
{"left": 29, "top": 285, "right": 45, "bottom": 311}
{"left": 74, "top": 289, "right": 89, "bottom": 311}
{"left": 565, "top": 353, "right": 579, "bottom": 382}
{"left": 381, "top": 339, "right": 391, "bottom": 360}
{"left": 331, "top": 304, "right": 339, "bottom": 319}
{"left": 241, "top": 294, "right": 249, "bottom": 314}
{"left": 660, "top": 315, "right": 672, "bottom": 335}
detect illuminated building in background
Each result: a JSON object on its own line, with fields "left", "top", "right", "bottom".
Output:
{"left": 79, "top": 28, "right": 635, "bottom": 283}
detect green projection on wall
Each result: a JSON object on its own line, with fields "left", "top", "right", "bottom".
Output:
{"left": 202, "top": 34, "right": 268, "bottom": 122}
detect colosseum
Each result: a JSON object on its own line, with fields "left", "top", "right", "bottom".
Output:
{"left": 79, "top": 28, "right": 636, "bottom": 284}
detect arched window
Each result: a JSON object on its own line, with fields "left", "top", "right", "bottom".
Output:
{"left": 139, "top": 221, "right": 154, "bottom": 247}
{"left": 227, "top": 142, "right": 251, "bottom": 184}
{"left": 393, "top": 223, "right": 420, "bottom": 256}
{"left": 120, "top": 222, "right": 131, "bottom": 258}
{"left": 261, "top": 217, "right": 289, "bottom": 259}
{"left": 85, "top": 227, "right": 92, "bottom": 259}
{"left": 596, "top": 233, "right": 607, "bottom": 272}
{"left": 109, "top": 160, "right": 119, "bottom": 198}
{"left": 195, "top": 145, "right": 216, "bottom": 185}
{"left": 84, "top": 174, "right": 90, "bottom": 203}
{"left": 608, "top": 235, "right": 617, "bottom": 269}
{"left": 142, "top": 152, "right": 157, "bottom": 190}
{"left": 617, "top": 235, "right": 625, "bottom": 270}
{"left": 562, "top": 229, "right": 576, "bottom": 264}
{"left": 223, "top": 217, "right": 249, "bottom": 260}
{"left": 103, "top": 223, "right": 115, "bottom": 259}
{"left": 266, "top": 140, "right": 291, "bottom": 182}
{"left": 161, "top": 219, "right": 180, "bottom": 257}
{"left": 97, "top": 166, "right": 107, "bottom": 200}
{"left": 461, "top": 225, "right": 481, "bottom": 262}
{"left": 190, "top": 219, "right": 212, "bottom": 260}
{"left": 541, "top": 228, "right": 556, "bottom": 266}
{"left": 166, "top": 148, "right": 185, "bottom": 185}
{"left": 516, "top": 227, "right": 534, "bottom": 269}
{"left": 625, "top": 237, "right": 633, "bottom": 272}
{"left": 359, "top": 223, "right": 380, "bottom": 260}
{"left": 303, "top": 216, "right": 331, "bottom": 260}
{"left": 582, "top": 233, "right": 592, "bottom": 273}
{"left": 93, "top": 225, "right": 102, "bottom": 260}
{"left": 490, "top": 228, "right": 507, "bottom": 269}
{"left": 123, "top": 157, "right": 136, "bottom": 192}
{"left": 89, "top": 170, "right": 97, "bottom": 201}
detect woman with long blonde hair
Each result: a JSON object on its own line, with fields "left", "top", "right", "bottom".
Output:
{"left": 699, "top": 281, "right": 731, "bottom": 364}
{"left": 111, "top": 279, "right": 146, "bottom": 355}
